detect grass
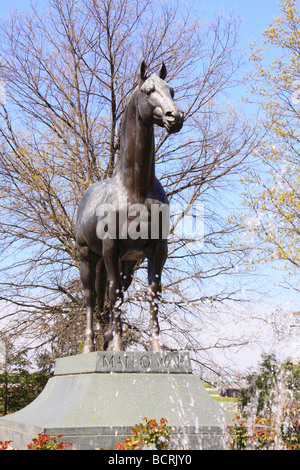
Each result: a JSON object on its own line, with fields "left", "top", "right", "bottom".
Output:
{"left": 203, "top": 382, "right": 241, "bottom": 413}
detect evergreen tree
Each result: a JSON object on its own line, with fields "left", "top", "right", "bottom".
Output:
{"left": 0, "top": 335, "right": 50, "bottom": 415}
{"left": 241, "top": 353, "right": 300, "bottom": 417}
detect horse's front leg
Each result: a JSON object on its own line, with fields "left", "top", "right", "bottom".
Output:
{"left": 102, "top": 238, "right": 124, "bottom": 351}
{"left": 78, "top": 246, "right": 97, "bottom": 354}
{"left": 148, "top": 240, "right": 167, "bottom": 352}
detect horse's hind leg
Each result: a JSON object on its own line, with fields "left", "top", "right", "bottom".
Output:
{"left": 96, "top": 258, "right": 107, "bottom": 312}
{"left": 95, "top": 258, "right": 109, "bottom": 350}
{"left": 78, "top": 244, "right": 97, "bottom": 353}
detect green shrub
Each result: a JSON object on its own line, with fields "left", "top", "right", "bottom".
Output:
{"left": 0, "top": 433, "right": 72, "bottom": 450}
{"left": 27, "top": 433, "right": 72, "bottom": 450}
{"left": 115, "top": 417, "right": 189, "bottom": 450}
{"left": 116, "top": 417, "right": 173, "bottom": 450}
{"left": 228, "top": 402, "right": 300, "bottom": 450}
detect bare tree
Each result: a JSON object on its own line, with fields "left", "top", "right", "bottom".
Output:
{"left": 0, "top": 0, "right": 258, "bottom": 372}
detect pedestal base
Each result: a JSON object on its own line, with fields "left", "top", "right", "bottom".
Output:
{"left": 0, "top": 352, "right": 232, "bottom": 450}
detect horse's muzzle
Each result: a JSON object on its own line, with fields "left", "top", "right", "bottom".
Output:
{"left": 163, "top": 109, "right": 184, "bottom": 134}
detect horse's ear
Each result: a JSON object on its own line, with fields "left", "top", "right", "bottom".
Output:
{"left": 140, "top": 60, "right": 148, "bottom": 82}
{"left": 159, "top": 62, "right": 167, "bottom": 80}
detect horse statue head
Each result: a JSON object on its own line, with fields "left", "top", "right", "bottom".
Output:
{"left": 137, "top": 60, "right": 184, "bottom": 134}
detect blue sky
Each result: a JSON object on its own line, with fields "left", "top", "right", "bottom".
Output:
{"left": 0, "top": 0, "right": 283, "bottom": 96}
{"left": 201, "top": 0, "right": 281, "bottom": 42}
{"left": 0, "top": 0, "right": 282, "bottom": 41}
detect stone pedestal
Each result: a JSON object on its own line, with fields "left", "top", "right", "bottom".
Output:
{"left": 0, "top": 351, "right": 231, "bottom": 450}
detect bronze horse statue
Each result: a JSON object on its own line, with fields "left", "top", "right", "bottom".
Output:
{"left": 76, "top": 61, "right": 184, "bottom": 353}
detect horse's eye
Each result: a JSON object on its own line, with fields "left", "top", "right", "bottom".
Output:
{"left": 170, "top": 88, "right": 175, "bottom": 98}
{"left": 145, "top": 87, "right": 154, "bottom": 96}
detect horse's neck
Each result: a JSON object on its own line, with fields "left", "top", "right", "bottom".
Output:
{"left": 117, "top": 91, "right": 155, "bottom": 202}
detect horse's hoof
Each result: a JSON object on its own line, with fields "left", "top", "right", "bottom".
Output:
{"left": 150, "top": 334, "right": 165, "bottom": 352}
{"left": 108, "top": 334, "right": 124, "bottom": 351}
{"left": 82, "top": 341, "right": 95, "bottom": 354}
